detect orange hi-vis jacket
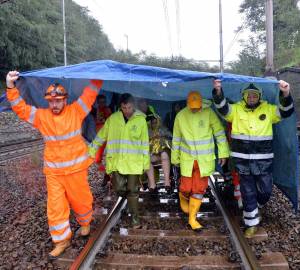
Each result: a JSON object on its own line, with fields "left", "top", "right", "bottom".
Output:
{"left": 6, "top": 81, "right": 103, "bottom": 175}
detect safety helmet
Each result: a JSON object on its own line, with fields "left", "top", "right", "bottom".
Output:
{"left": 44, "top": 83, "right": 68, "bottom": 100}
{"left": 187, "top": 91, "right": 202, "bottom": 109}
{"left": 241, "top": 83, "right": 262, "bottom": 101}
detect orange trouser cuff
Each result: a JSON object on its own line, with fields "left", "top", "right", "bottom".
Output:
{"left": 179, "top": 160, "right": 208, "bottom": 195}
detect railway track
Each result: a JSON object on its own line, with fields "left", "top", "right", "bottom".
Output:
{"left": 0, "top": 138, "right": 44, "bottom": 163}
{"left": 53, "top": 171, "right": 289, "bottom": 270}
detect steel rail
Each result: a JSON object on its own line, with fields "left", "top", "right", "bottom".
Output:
{"left": 0, "top": 139, "right": 44, "bottom": 163}
{"left": 209, "top": 175, "right": 262, "bottom": 270}
{"left": 0, "top": 138, "right": 43, "bottom": 151}
{"left": 70, "top": 197, "right": 127, "bottom": 270}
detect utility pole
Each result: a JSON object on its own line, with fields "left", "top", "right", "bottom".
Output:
{"left": 219, "top": 0, "right": 224, "bottom": 72}
{"left": 265, "top": 0, "right": 274, "bottom": 74}
{"left": 124, "top": 34, "right": 129, "bottom": 52}
{"left": 62, "top": 0, "right": 67, "bottom": 66}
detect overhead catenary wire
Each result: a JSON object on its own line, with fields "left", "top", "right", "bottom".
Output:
{"left": 162, "top": 0, "right": 173, "bottom": 57}
{"left": 224, "top": 22, "right": 246, "bottom": 60}
{"left": 175, "top": 0, "right": 182, "bottom": 56}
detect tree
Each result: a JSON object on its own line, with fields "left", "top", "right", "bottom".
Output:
{"left": 228, "top": 37, "right": 264, "bottom": 76}
{"left": 0, "top": 0, "right": 115, "bottom": 79}
{"left": 237, "top": 0, "right": 300, "bottom": 69}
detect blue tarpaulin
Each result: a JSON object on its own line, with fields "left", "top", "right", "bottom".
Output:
{"left": 9, "top": 60, "right": 299, "bottom": 210}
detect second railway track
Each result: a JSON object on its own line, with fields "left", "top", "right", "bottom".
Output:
{"left": 0, "top": 138, "right": 44, "bottom": 163}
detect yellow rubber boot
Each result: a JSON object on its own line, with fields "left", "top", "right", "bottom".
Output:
{"left": 80, "top": 224, "right": 90, "bottom": 237}
{"left": 179, "top": 192, "right": 189, "bottom": 214}
{"left": 188, "top": 197, "right": 203, "bottom": 231}
{"left": 244, "top": 226, "right": 258, "bottom": 238}
{"left": 49, "top": 239, "right": 71, "bottom": 258}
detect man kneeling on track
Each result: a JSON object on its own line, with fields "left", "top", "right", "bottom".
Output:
{"left": 6, "top": 71, "right": 103, "bottom": 258}
{"left": 171, "top": 91, "right": 229, "bottom": 231}
{"left": 88, "top": 93, "right": 150, "bottom": 229}
{"left": 212, "top": 79, "right": 294, "bottom": 238}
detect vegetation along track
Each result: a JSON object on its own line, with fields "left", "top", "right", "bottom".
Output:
{"left": 55, "top": 173, "right": 289, "bottom": 270}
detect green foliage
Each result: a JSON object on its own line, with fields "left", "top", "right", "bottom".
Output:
{"left": 112, "top": 50, "right": 218, "bottom": 73}
{"left": 0, "top": 0, "right": 115, "bottom": 79}
{"left": 228, "top": 37, "right": 264, "bottom": 76}
{"left": 0, "top": 0, "right": 215, "bottom": 81}
{"left": 236, "top": 0, "right": 300, "bottom": 72}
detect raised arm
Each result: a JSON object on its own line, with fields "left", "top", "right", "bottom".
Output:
{"left": 74, "top": 80, "right": 103, "bottom": 121}
{"left": 6, "top": 71, "right": 39, "bottom": 128}
{"left": 277, "top": 80, "right": 294, "bottom": 120}
{"left": 212, "top": 79, "right": 234, "bottom": 122}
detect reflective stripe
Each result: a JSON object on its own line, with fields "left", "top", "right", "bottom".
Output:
{"left": 94, "top": 136, "right": 105, "bottom": 145}
{"left": 276, "top": 107, "right": 281, "bottom": 118}
{"left": 44, "top": 154, "right": 89, "bottom": 168}
{"left": 74, "top": 209, "right": 92, "bottom": 218}
{"left": 78, "top": 216, "right": 92, "bottom": 224}
{"left": 89, "top": 84, "right": 100, "bottom": 93}
{"left": 49, "top": 220, "right": 69, "bottom": 232}
{"left": 107, "top": 139, "right": 149, "bottom": 147}
{"left": 244, "top": 217, "right": 260, "bottom": 226}
{"left": 216, "top": 137, "right": 226, "bottom": 143}
{"left": 214, "top": 99, "right": 226, "bottom": 109}
{"left": 172, "top": 137, "right": 181, "bottom": 142}
{"left": 10, "top": 96, "right": 23, "bottom": 106}
{"left": 243, "top": 208, "right": 258, "bottom": 218}
{"left": 78, "top": 98, "right": 89, "bottom": 115}
{"left": 214, "top": 130, "right": 225, "bottom": 137}
{"left": 231, "top": 152, "right": 273, "bottom": 159}
{"left": 51, "top": 227, "right": 72, "bottom": 241}
{"left": 28, "top": 106, "right": 37, "bottom": 124}
{"left": 184, "top": 138, "right": 214, "bottom": 145}
{"left": 234, "top": 191, "right": 241, "bottom": 197}
{"left": 173, "top": 145, "right": 214, "bottom": 156}
{"left": 191, "top": 194, "right": 204, "bottom": 200}
{"left": 231, "top": 134, "right": 273, "bottom": 141}
{"left": 107, "top": 149, "right": 149, "bottom": 155}
{"left": 279, "top": 103, "right": 294, "bottom": 111}
{"left": 173, "top": 137, "right": 213, "bottom": 146}
{"left": 43, "top": 129, "right": 81, "bottom": 141}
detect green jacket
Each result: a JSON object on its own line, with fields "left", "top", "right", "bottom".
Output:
{"left": 171, "top": 102, "right": 229, "bottom": 177}
{"left": 89, "top": 110, "right": 150, "bottom": 175}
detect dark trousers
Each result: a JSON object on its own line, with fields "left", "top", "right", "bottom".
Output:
{"left": 240, "top": 173, "right": 273, "bottom": 213}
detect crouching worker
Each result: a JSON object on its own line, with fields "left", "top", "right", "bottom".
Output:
{"left": 212, "top": 79, "right": 294, "bottom": 238}
{"left": 88, "top": 93, "right": 150, "bottom": 228}
{"left": 172, "top": 91, "right": 229, "bottom": 231}
{"left": 6, "top": 71, "right": 103, "bottom": 258}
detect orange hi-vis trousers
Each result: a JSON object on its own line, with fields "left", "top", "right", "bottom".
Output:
{"left": 180, "top": 160, "right": 208, "bottom": 199}
{"left": 46, "top": 169, "right": 93, "bottom": 243}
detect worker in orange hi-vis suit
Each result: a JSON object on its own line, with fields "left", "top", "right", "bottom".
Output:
{"left": 6, "top": 71, "right": 103, "bottom": 258}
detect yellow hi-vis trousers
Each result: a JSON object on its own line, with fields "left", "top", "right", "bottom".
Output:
{"left": 46, "top": 169, "right": 93, "bottom": 243}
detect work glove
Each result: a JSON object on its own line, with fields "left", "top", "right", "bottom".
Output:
{"left": 90, "top": 79, "right": 103, "bottom": 89}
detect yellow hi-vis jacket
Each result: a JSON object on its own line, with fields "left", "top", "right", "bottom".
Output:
{"left": 88, "top": 110, "right": 150, "bottom": 175}
{"left": 224, "top": 100, "right": 281, "bottom": 159}
{"left": 171, "top": 103, "right": 229, "bottom": 177}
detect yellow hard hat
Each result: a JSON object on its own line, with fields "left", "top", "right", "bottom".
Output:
{"left": 187, "top": 91, "right": 202, "bottom": 109}
{"left": 44, "top": 83, "right": 68, "bottom": 100}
